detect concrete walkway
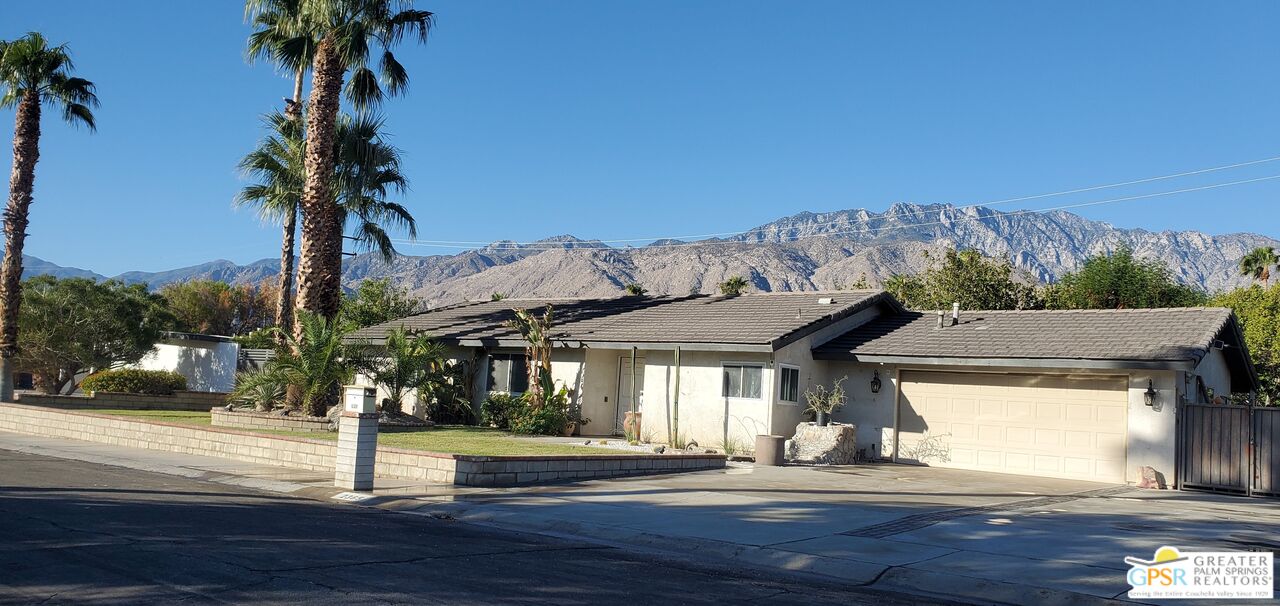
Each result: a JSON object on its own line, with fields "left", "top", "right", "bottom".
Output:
{"left": 2, "top": 430, "right": 1276, "bottom": 605}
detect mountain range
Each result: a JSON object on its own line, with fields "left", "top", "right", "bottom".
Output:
{"left": 28, "top": 203, "right": 1278, "bottom": 307}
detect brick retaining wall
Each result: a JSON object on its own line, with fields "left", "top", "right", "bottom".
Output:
{"left": 0, "top": 404, "right": 726, "bottom": 486}
{"left": 16, "top": 391, "right": 229, "bottom": 412}
{"left": 211, "top": 409, "right": 331, "bottom": 433}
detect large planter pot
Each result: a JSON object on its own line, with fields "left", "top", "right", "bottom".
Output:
{"left": 815, "top": 411, "right": 830, "bottom": 427}
{"left": 562, "top": 421, "right": 579, "bottom": 437}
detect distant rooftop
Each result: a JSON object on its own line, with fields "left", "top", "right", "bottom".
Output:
{"left": 347, "top": 290, "right": 899, "bottom": 351}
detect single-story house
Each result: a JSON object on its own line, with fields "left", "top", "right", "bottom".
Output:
{"left": 350, "top": 291, "right": 1257, "bottom": 485}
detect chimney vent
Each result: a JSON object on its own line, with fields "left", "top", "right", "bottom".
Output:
{"left": 951, "top": 302, "right": 960, "bottom": 326}
{"left": 936, "top": 310, "right": 945, "bottom": 329}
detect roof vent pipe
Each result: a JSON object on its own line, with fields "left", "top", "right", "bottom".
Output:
{"left": 936, "top": 310, "right": 945, "bottom": 329}
{"left": 951, "top": 302, "right": 960, "bottom": 326}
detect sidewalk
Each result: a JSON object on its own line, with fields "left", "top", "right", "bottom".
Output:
{"left": 3, "top": 430, "right": 1272, "bottom": 606}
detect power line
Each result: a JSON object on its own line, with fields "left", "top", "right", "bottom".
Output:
{"left": 390, "top": 154, "right": 1280, "bottom": 248}
{"left": 390, "top": 173, "right": 1280, "bottom": 251}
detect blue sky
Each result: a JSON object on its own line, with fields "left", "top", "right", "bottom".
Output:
{"left": 2, "top": 1, "right": 1279, "bottom": 276}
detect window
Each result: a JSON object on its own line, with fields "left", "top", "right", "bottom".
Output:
{"left": 779, "top": 366, "right": 800, "bottom": 403}
{"left": 487, "top": 354, "right": 528, "bottom": 393}
{"left": 722, "top": 364, "right": 763, "bottom": 399}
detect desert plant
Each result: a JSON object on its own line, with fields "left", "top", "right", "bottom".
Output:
{"left": 80, "top": 369, "right": 187, "bottom": 396}
{"left": 230, "top": 369, "right": 287, "bottom": 411}
{"left": 353, "top": 326, "right": 444, "bottom": 412}
{"left": 804, "top": 376, "right": 848, "bottom": 423}
{"left": 718, "top": 276, "right": 749, "bottom": 296}
{"left": 259, "top": 310, "right": 357, "bottom": 416}
{"left": 0, "top": 33, "right": 99, "bottom": 401}
{"left": 506, "top": 305, "right": 554, "bottom": 409}
{"left": 624, "top": 283, "right": 647, "bottom": 296}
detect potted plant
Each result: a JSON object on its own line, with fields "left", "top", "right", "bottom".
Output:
{"left": 804, "top": 376, "right": 847, "bottom": 427}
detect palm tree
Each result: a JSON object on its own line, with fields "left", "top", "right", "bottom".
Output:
{"left": 1240, "top": 246, "right": 1279, "bottom": 288}
{"left": 258, "top": 310, "right": 355, "bottom": 417}
{"left": 244, "top": 0, "right": 433, "bottom": 328}
{"left": 0, "top": 33, "right": 98, "bottom": 402}
{"left": 246, "top": 0, "right": 316, "bottom": 336}
{"left": 237, "top": 111, "right": 416, "bottom": 263}
{"left": 352, "top": 326, "right": 446, "bottom": 413}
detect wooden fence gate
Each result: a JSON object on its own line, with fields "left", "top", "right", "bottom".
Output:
{"left": 1179, "top": 402, "right": 1280, "bottom": 497}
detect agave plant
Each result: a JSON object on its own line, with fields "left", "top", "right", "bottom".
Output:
{"left": 230, "top": 369, "right": 287, "bottom": 412}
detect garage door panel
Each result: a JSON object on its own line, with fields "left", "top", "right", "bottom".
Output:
{"left": 898, "top": 371, "right": 1127, "bottom": 483}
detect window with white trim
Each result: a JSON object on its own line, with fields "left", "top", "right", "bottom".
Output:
{"left": 487, "top": 354, "right": 529, "bottom": 393}
{"left": 779, "top": 366, "right": 800, "bottom": 403}
{"left": 722, "top": 364, "right": 763, "bottom": 399}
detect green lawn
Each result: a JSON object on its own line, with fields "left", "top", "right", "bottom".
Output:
{"left": 78, "top": 409, "right": 620, "bottom": 456}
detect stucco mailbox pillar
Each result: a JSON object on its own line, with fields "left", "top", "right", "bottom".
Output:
{"left": 335, "top": 385, "right": 378, "bottom": 491}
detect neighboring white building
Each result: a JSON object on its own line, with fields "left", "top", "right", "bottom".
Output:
{"left": 350, "top": 292, "right": 1257, "bottom": 486}
{"left": 129, "top": 332, "right": 240, "bottom": 393}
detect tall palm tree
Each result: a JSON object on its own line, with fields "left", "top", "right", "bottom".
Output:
{"left": 245, "top": 0, "right": 432, "bottom": 328}
{"left": 247, "top": 0, "right": 319, "bottom": 338}
{"left": 236, "top": 111, "right": 417, "bottom": 271}
{"left": 1240, "top": 246, "right": 1279, "bottom": 288}
{"left": 0, "top": 33, "right": 97, "bottom": 402}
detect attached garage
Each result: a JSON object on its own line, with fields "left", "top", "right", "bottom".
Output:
{"left": 896, "top": 371, "right": 1128, "bottom": 483}
{"left": 813, "top": 306, "right": 1260, "bottom": 486}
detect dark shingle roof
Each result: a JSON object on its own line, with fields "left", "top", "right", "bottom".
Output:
{"left": 348, "top": 291, "right": 896, "bottom": 350}
{"left": 813, "top": 307, "right": 1257, "bottom": 387}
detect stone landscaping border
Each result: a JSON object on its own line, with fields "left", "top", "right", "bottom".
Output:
{"left": 16, "top": 391, "right": 228, "bottom": 412}
{"left": 211, "top": 408, "right": 331, "bottom": 433}
{"left": 0, "top": 403, "right": 725, "bottom": 486}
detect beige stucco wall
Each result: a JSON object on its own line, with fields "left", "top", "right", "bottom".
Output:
{"left": 1125, "top": 370, "right": 1178, "bottom": 484}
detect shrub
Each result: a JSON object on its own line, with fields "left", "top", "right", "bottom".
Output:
{"left": 509, "top": 402, "right": 568, "bottom": 436}
{"left": 81, "top": 369, "right": 188, "bottom": 395}
{"left": 481, "top": 392, "right": 522, "bottom": 430}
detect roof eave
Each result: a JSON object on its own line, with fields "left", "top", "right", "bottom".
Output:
{"left": 811, "top": 353, "right": 1198, "bottom": 373}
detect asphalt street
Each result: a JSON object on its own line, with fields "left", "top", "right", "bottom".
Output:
{"left": 0, "top": 449, "right": 953, "bottom": 605}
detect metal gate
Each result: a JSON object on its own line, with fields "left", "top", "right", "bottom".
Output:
{"left": 1179, "top": 402, "right": 1280, "bottom": 497}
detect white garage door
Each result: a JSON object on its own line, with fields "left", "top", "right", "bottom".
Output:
{"left": 897, "top": 371, "right": 1127, "bottom": 483}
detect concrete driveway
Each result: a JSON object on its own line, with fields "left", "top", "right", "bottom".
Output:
{"left": 406, "top": 463, "right": 1280, "bottom": 604}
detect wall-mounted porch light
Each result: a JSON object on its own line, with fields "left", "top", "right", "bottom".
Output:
{"left": 870, "top": 370, "right": 882, "bottom": 394}
{"left": 1144, "top": 380, "right": 1161, "bottom": 412}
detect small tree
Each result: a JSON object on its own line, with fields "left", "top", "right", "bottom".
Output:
{"left": 718, "top": 276, "right": 749, "bottom": 296}
{"left": 1045, "top": 246, "right": 1206, "bottom": 310}
{"left": 1211, "top": 284, "right": 1280, "bottom": 404}
{"left": 887, "top": 249, "right": 1041, "bottom": 311}
{"left": 506, "top": 306, "right": 554, "bottom": 409}
{"left": 624, "top": 283, "right": 647, "bottom": 296}
{"left": 15, "top": 276, "right": 173, "bottom": 394}
{"left": 160, "top": 279, "right": 275, "bottom": 336}
{"left": 341, "top": 278, "right": 422, "bottom": 328}
{"left": 353, "top": 326, "right": 446, "bottom": 413}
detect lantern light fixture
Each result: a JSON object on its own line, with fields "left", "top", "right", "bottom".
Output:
{"left": 870, "top": 370, "right": 882, "bottom": 394}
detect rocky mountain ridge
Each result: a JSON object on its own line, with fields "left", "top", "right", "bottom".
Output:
{"left": 27, "top": 203, "right": 1277, "bottom": 307}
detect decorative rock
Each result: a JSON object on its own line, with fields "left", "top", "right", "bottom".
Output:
{"left": 652, "top": 445, "right": 666, "bottom": 454}
{"left": 785, "top": 422, "right": 857, "bottom": 465}
{"left": 1137, "top": 465, "right": 1166, "bottom": 489}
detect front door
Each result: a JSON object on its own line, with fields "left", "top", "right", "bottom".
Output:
{"left": 616, "top": 356, "right": 645, "bottom": 434}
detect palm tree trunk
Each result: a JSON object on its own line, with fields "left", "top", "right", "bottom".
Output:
{"left": 0, "top": 92, "right": 41, "bottom": 402}
{"left": 294, "top": 39, "right": 346, "bottom": 416}
{"left": 294, "top": 38, "right": 345, "bottom": 331}
{"left": 275, "top": 209, "right": 297, "bottom": 342}
{"left": 275, "top": 67, "right": 307, "bottom": 349}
